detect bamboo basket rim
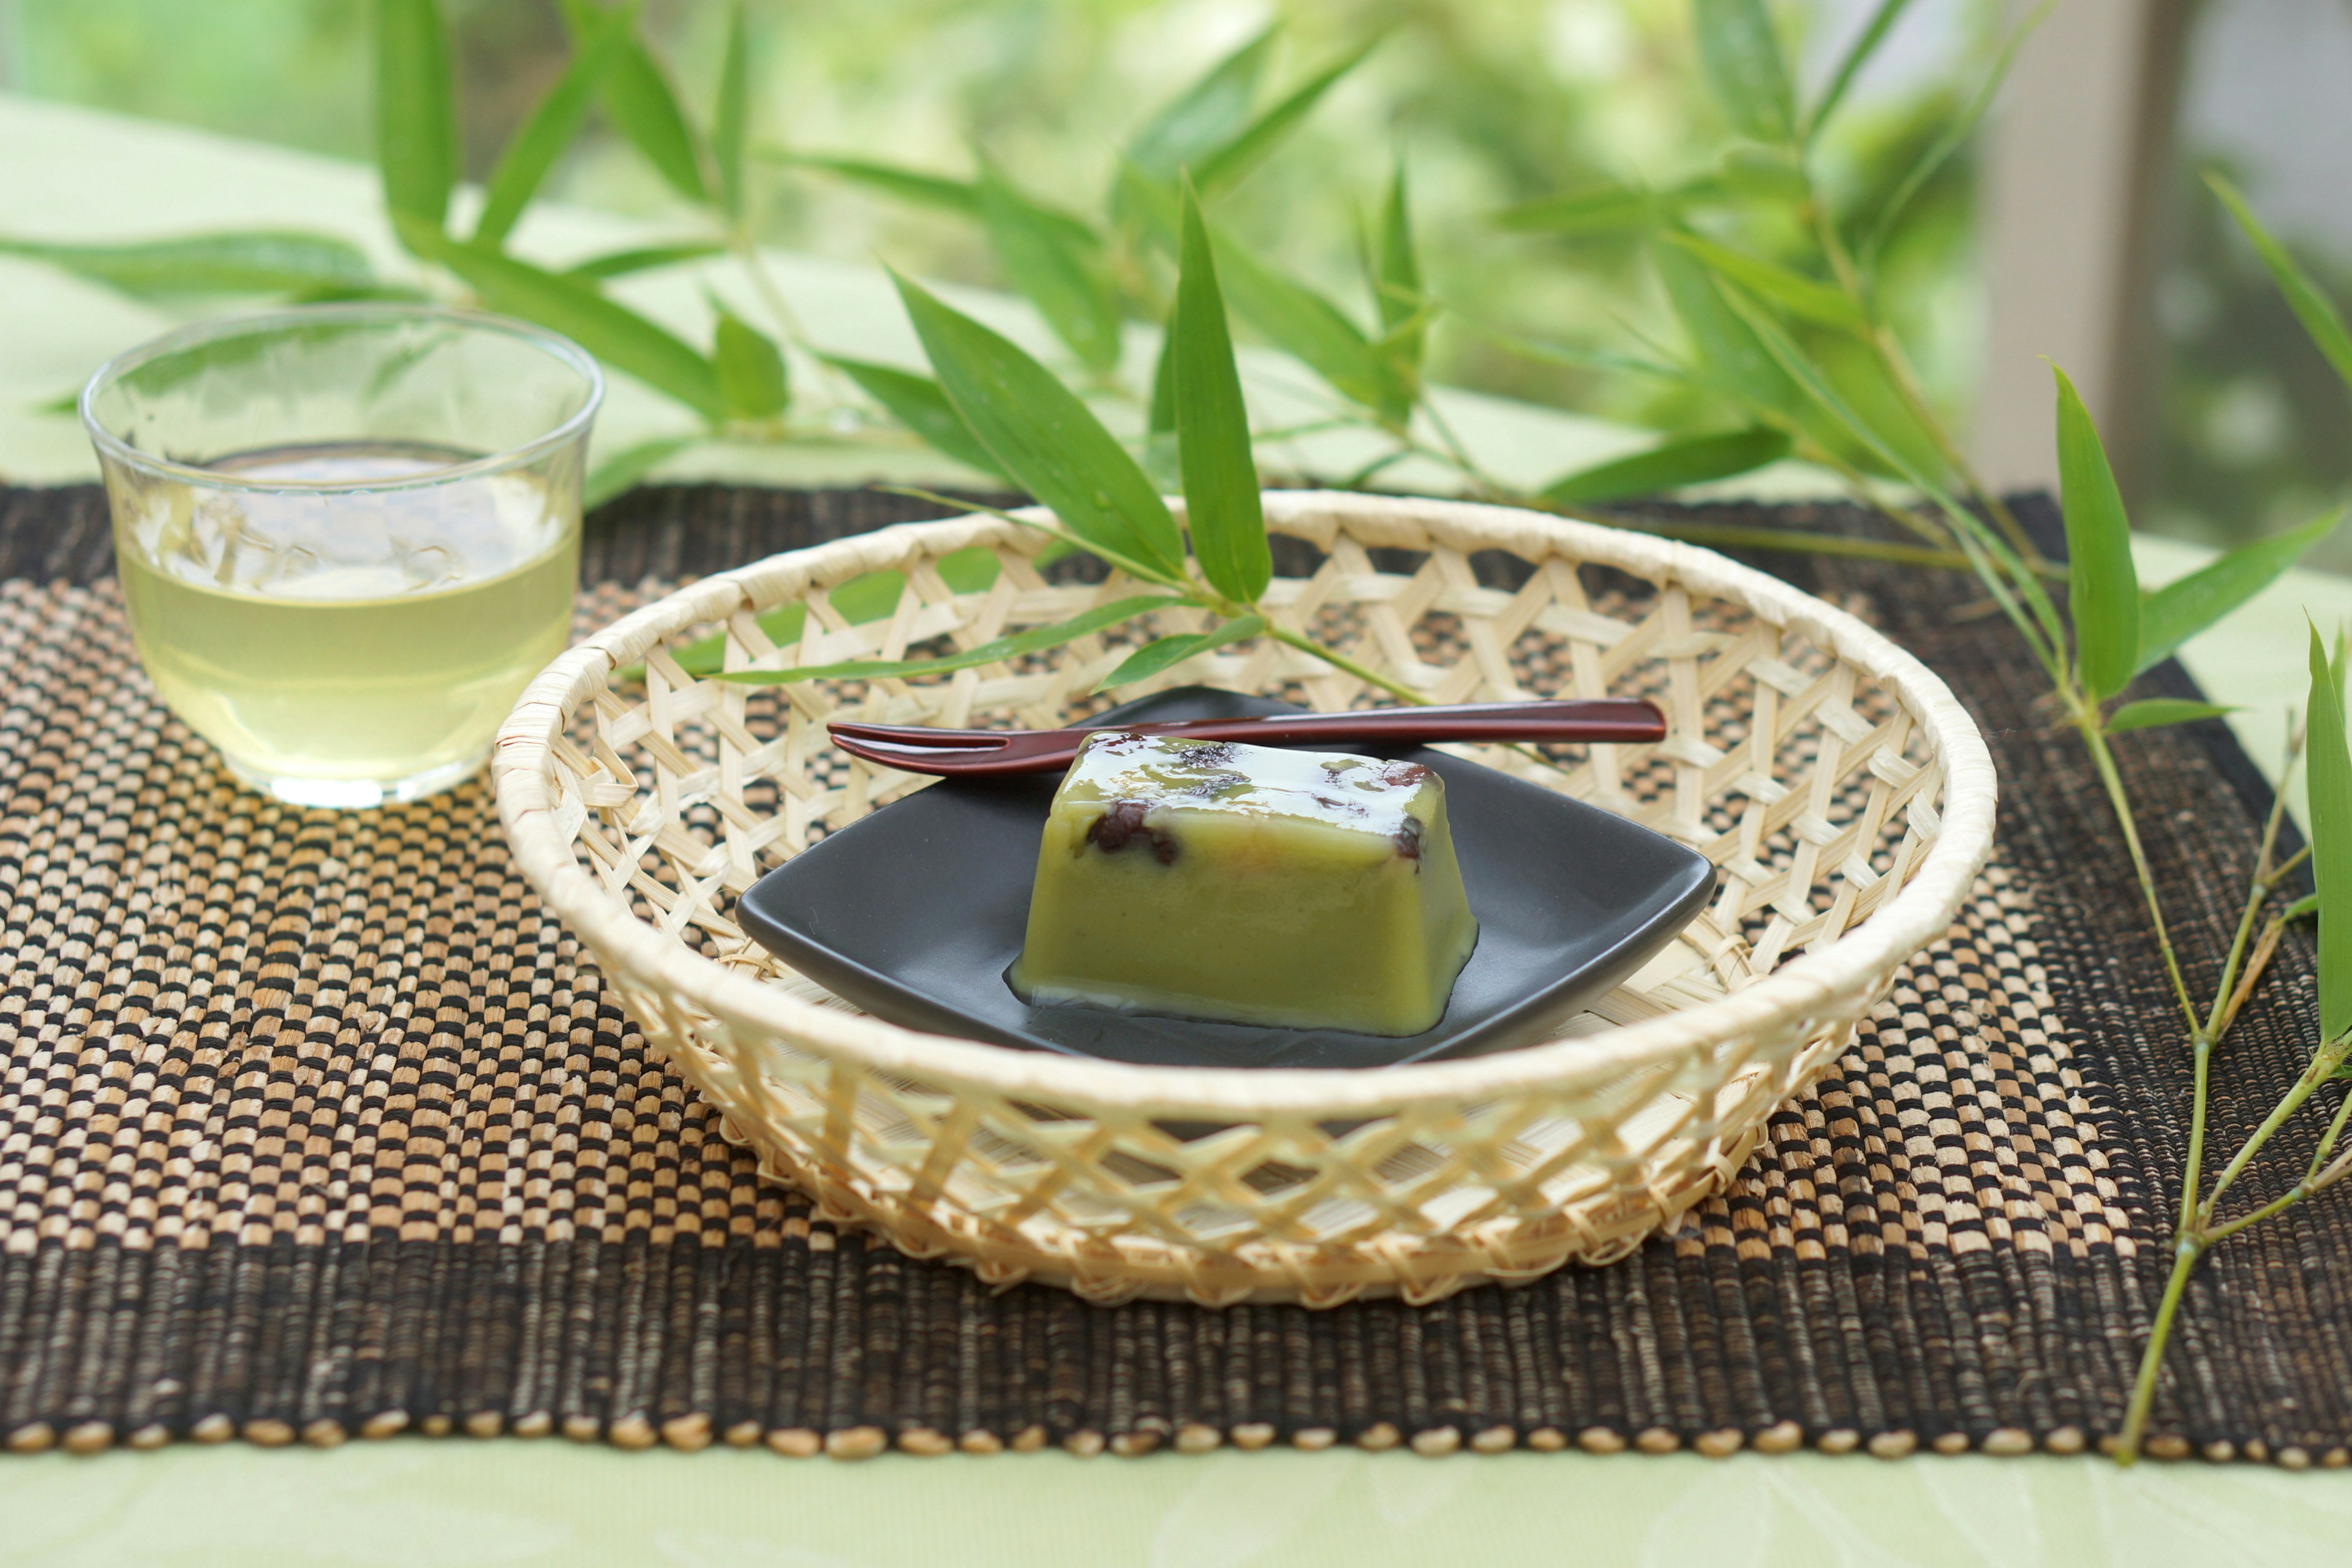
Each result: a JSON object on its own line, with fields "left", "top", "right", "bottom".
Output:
{"left": 495, "top": 490, "right": 1996, "bottom": 1121}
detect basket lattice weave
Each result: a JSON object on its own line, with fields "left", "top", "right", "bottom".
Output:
{"left": 495, "top": 492, "right": 1994, "bottom": 1306}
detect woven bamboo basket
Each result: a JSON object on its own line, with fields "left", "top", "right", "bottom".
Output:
{"left": 496, "top": 491, "right": 1994, "bottom": 1307}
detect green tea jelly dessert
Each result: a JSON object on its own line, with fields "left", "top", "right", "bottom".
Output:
{"left": 1011, "top": 730, "right": 1478, "bottom": 1035}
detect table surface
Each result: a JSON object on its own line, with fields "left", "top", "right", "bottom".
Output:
{"left": 3, "top": 91, "right": 2349, "bottom": 1568}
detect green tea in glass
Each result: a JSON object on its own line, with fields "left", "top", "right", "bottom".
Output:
{"left": 81, "top": 304, "right": 601, "bottom": 809}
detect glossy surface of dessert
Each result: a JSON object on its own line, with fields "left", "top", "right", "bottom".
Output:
{"left": 1011, "top": 730, "right": 1479, "bottom": 1035}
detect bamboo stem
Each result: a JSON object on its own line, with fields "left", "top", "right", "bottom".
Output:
{"left": 1804, "top": 195, "right": 2052, "bottom": 577}
{"left": 2203, "top": 1048, "right": 2339, "bottom": 1216}
{"left": 2114, "top": 735, "right": 2324, "bottom": 1462}
{"left": 727, "top": 221, "right": 856, "bottom": 407}
{"left": 2207, "top": 772, "right": 2299, "bottom": 1040}
{"left": 2116, "top": 1234, "right": 2206, "bottom": 1464}
{"left": 2209, "top": 1084, "right": 2352, "bottom": 1248}
{"left": 873, "top": 486, "right": 1191, "bottom": 594}
{"left": 1417, "top": 396, "right": 1513, "bottom": 499}
{"left": 2180, "top": 1034, "right": 2214, "bottom": 1239}
{"left": 1265, "top": 623, "right": 1428, "bottom": 707}
{"left": 2304, "top": 1076, "right": 2352, "bottom": 1186}
{"left": 2214, "top": 920, "right": 2286, "bottom": 1040}
{"left": 1800, "top": 444, "right": 1970, "bottom": 551}
{"left": 2073, "top": 706, "right": 2201, "bottom": 1030}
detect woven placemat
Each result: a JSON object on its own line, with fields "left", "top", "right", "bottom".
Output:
{"left": 0, "top": 481, "right": 2335, "bottom": 1464}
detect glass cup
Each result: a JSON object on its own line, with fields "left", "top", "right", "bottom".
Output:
{"left": 81, "top": 304, "right": 602, "bottom": 809}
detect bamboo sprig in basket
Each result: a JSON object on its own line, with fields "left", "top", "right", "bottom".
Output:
{"left": 495, "top": 491, "right": 1994, "bottom": 1306}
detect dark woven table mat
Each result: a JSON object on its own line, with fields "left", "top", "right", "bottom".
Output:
{"left": 0, "top": 481, "right": 2335, "bottom": 1464}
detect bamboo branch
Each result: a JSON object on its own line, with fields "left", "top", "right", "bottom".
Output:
{"left": 2117, "top": 1234, "right": 2206, "bottom": 1463}
{"left": 2204, "top": 1047, "right": 2342, "bottom": 1216}
{"left": 1264, "top": 622, "right": 1428, "bottom": 706}
{"left": 2073, "top": 705, "right": 2203, "bottom": 1031}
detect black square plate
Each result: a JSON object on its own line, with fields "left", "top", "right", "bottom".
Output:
{"left": 736, "top": 687, "right": 1716, "bottom": 1069}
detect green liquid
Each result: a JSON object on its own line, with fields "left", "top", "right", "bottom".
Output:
{"left": 113, "top": 442, "right": 576, "bottom": 793}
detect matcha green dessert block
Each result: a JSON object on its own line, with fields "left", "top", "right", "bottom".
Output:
{"left": 1011, "top": 730, "right": 1478, "bottom": 1036}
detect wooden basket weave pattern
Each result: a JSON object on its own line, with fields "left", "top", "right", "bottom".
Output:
{"left": 496, "top": 494, "right": 1995, "bottom": 1306}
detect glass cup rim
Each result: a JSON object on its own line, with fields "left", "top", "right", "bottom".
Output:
{"left": 78, "top": 301, "right": 607, "bottom": 492}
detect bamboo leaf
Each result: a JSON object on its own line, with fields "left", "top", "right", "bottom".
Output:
{"left": 1096, "top": 614, "right": 1265, "bottom": 692}
{"left": 2307, "top": 623, "right": 2352, "bottom": 1042}
{"left": 936, "top": 547, "right": 1001, "bottom": 595}
{"left": 827, "top": 570, "right": 910, "bottom": 625}
{"left": 290, "top": 282, "right": 435, "bottom": 304}
{"left": 1863, "top": 0, "right": 2055, "bottom": 265}
{"left": 1806, "top": 0, "right": 1915, "bottom": 141}
{"left": 565, "top": 240, "right": 725, "bottom": 279}
{"left": 2052, "top": 364, "right": 2140, "bottom": 699}
{"left": 1129, "top": 23, "right": 1279, "bottom": 178}
{"left": 712, "top": 307, "right": 788, "bottom": 418}
{"left": 937, "top": 549, "right": 1000, "bottom": 595}
{"left": 1496, "top": 163, "right": 1799, "bottom": 233}
{"left": 375, "top": 0, "right": 460, "bottom": 245}
{"left": 2136, "top": 505, "right": 2342, "bottom": 673}
{"left": 1215, "top": 236, "right": 1400, "bottom": 416}
{"left": 1120, "top": 162, "right": 1404, "bottom": 417}
{"left": 822, "top": 355, "right": 1007, "bottom": 480}
{"left": 557, "top": 0, "right": 707, "bottom": 203}
{"left": 1712, "top": 277, "right": 2069, "bottom": 671}
{"left": 1376, "top": 152, "right": 1426, "bottom": 374}
{"left": 1654, "top": 243, "right": 1801, "bottom": 414}
{"left": 1174, "top": 183, "right": 1272, "bottom": 606}
{"left": 429, "top": 238, "right": 727, "bottom": 418}
{"left": 1144, "top": 304, "right": 1182, "bottom": 492}
{"left": 1367, "top": 298, "right": 1442, "bottom": 419}
{"left": 1462, "top": 320, "right": 1708, "bottom": 392}
{"left": 474, "top": 0, "right": 639, "bottom": 247}
{"left": 586, "top": 434, "right": 698, "bottom": 509}
{"left": 788, "top": 151, "right": 1106, "bottom": 252}
{"left": 2206, "top": 172, "right": 2352, "bottom": 396}
{"left": 1542, "top": 426, "right": 1792, "bottom": 505}
{"left": 719, "top": 594, "right": 1186, "bottom": 686}
{"left": 1665, "top": 231, "right": 1865, "bottom": 328}
{"left": 1716, "top": 146, "right": 1809, "bottom": 202}
{"left": 1112, "top": 159, "right": 1184, "bottom": 249}
{"left": 2103, "top": 698, "right": 2238, "bottom": 735}
{"left": 1692, "top": 0, "right": 1796, "bottom": 144}
{"left": 1148, "top": 306, "right": 1180, "bottom": 438}
{"left": 1493, "top": 183, "right": 1664, "bottom": 235}
{"left": 0, "top": 232, "right": 377, "bottom": 300}
{"left": 712, "top": 0, "right": 750, "bottom": 218}
{"left": 1193, "top": 37, "right": 1382, "bottom": 194}
{"left": 786, "top": 154, "right": 982, "bottom": 219}
{"left": 979, "top": 170, "right": 1123, "bottom": 373}
{"left": 891, "top": 270, "right": 1183, "bottom": 577}
{"left": 2284, "top": 892, "right": 2322, "bottom": 925}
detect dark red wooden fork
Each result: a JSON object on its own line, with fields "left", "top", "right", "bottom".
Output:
{"left": 825, "top": 698, "right": 1666, "bottom": 777}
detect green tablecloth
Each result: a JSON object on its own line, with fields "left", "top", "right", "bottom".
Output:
{"left": 4, "top": 91, "right": 2350, "bottom": 1568}
{"left": 12, "top": 1442, "right": 2352, "bottom": 1567}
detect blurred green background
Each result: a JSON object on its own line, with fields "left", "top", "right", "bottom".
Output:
{"left": 2153, "top": 0, "right": 2352, "bottom": 560}
{"left": 5, "top": 0, "right": 2346, "bottom": 559}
